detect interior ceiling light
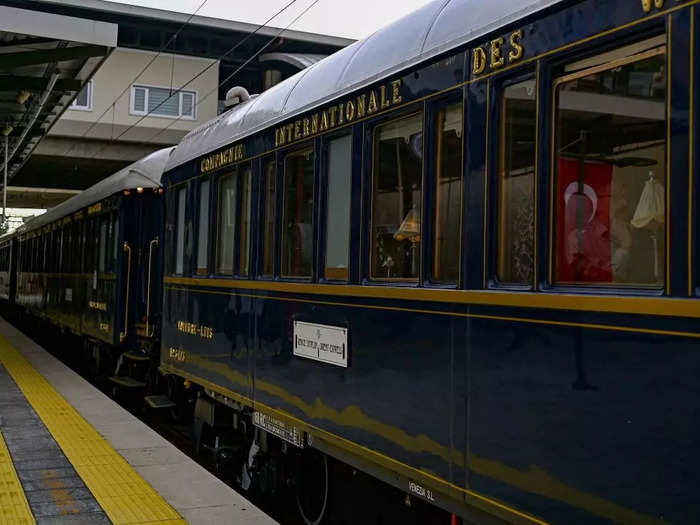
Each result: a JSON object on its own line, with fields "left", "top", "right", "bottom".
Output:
{"left": 16, "top": 90, "right": 30, "bottom": 105}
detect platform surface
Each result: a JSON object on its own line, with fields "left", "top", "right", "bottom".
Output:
{"left": 0, "top": 316, "right": 277, "bottom": 525}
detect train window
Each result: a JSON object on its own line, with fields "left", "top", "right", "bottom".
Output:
{"left": 85, "top": 219, "right": 94, "bottom": 274}
{"left": 99, "top": 219, "right": 107, "bottom": 273}
{"left": 553, "top": 42, "right": 666, "bottom": 287}
{"left": 176, "top": 187, "right": 186, "bottom": 275}
{"left": 432, "top": 103, "right": 463, "bottom": 283}
{"left": 41, "top": 236, "right": 47, "bottom": 272}
{"left": 324, "top": 133, "right": 352, "bottom": 281}
{"left": 371, "top": 112, "right": 423, "bottom": 281}
{"left": 261, "top": 159, "right": 276, "bottom": 276}
{"left": 106, "top": 216, "right": 114, "bottom": 269}
{"left": 238, "top": 167, "right": 252, "bottom": 276}
{"left": 281, "top": 147, "right": 314, "bottom": 278}
{"left": 497, "top": 78, "right": 536, "bottom": 285}
{"left": 216, "top": 172, "right": 237, "bottom": 274}
{"left": 196, "top": 179, "right": 210, "bottom": 275}
{"left": 112, "top": 216, "right": 119, "bottom": 268}
{"left": 59, "top": 229, "right": 64, "bottom": 272}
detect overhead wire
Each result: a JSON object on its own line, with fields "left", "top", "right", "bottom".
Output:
{"left": 61, "top": 0, "right": 211, "bottom": 158}
{"left": 146, "top": 0, "right": 323, "bottom": 145}
{"left": 87, "top": 0, "right": 321, "bottom": 157}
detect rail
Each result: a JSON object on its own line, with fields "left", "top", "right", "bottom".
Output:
{"left": 119, "top": 242, "right": 131, "bottom": 342}
{"left": 146, "top": 237, "right": 159, "bottom": 337}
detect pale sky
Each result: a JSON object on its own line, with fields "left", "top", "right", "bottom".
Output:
{"left": 107, "top": 0, "right": 436, "bottom": 39}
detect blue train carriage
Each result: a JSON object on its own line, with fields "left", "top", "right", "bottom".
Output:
{"left": 14, "top": 148, "right": 171, "bottom": 375}
{"left": 160, "top": 0, "right": 699, "bottom": 523}
{"left": 0, "top": 233, "right": 17, "bottom": 305}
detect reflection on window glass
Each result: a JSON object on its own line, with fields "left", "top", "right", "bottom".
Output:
{"left": 498, "top": 79, "right": 536, "bottom": 284}
{"left": 113, "top": 216, "right": 119, "bottom": 263}
{"left": 99, "top": 220, "right": 107, "bottom": 273}
{"left": 262, "top": 160, "right": 276, "bottom": 276}
{"left": 239, "top": 168, "right": 251, "bottom": 276}
{"left": 325, "top": 134, "right": 352, "bottom": 280}
{"left": 433, "top": 103, "right": 462, "bottom": 283}
{"left": 176, "top": 188, "right": 186, "bottom": 274}
{"left": 371, "top": 113, "right": 423, "bottom": 280}
{"left": 554, "top": 45, "right": 666, "bottom": 287}
{"left": 106, "top": 217, "right": 114, "bottom": 267}
{"left": 196, "top": 180, "right": 210, "bottom": 274}
{"left": 217, "top": 173, "right": 236, "bottom": 274}
{"left": 281, "top": 147, "right": 314, "bottom": 277}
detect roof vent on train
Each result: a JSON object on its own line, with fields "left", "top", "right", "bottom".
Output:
{"left": 225, "top": 87, "right": 251, "bottom": 108}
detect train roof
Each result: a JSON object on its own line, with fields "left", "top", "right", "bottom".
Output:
{"left": 166, "top": 0, "right": 564, "bottom": 172}
{"left": 17, "top": 147, "right": 174, "bottom": 235}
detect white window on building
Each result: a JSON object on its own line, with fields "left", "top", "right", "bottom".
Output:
{"left": 130, "top": 85, "right": 197, "bottom": 119}
{"left": 70, "top": 81, "right": 92, "bottom": 111}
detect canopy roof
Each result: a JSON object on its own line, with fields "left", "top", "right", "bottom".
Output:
{"left": 167, "top": 0, "right": 564, "bottom": 171}
{"left": 0, "top": 5, "right": 117, "bottom": 180}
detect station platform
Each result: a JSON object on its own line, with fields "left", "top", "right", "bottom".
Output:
{"left": 0, "top": 317, "right": 277, "bottom": 525}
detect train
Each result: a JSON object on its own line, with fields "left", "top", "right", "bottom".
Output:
{"left": 1, "top": 0, "right": 699, "bottom": 523}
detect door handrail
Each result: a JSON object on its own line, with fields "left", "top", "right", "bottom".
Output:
{"left": 146, "top": 237, "right": 159, "bottom": 337}
{"left": 119, "top": 241, "right": 131, "bottom": 342}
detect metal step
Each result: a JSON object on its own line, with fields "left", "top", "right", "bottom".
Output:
{"left": 108, "top": 376, "right": 146, "bottom": 388}
{"left": 144, "top": 394, "right": 176, "bottom": 409}
{"left": 122, "top": 351, "right": 150, "bottom": 362}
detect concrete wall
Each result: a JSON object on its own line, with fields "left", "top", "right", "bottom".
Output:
{"left": 50, "top": 48, "right": 219, "bottom": 145}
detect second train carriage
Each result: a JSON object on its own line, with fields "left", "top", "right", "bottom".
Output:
{"left": 160, "top": 0, "right": 700, "bottom": 523}
{"left": 9, "top": 148, "right": 171, "bottom": 362}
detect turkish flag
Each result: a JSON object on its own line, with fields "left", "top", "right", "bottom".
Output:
{"left": 556, "top": 158, "right": 613, "bottom": 283}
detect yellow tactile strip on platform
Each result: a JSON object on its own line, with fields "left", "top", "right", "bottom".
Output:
{"left": 0, "top": 336, "right": 186, "bottom": 525}
{"left": 0, "top": 430, "right": 34, "bottom": 525}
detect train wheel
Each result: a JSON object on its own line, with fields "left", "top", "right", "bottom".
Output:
{"left": 296, "top": 448, "right": 329, "bottom": 525}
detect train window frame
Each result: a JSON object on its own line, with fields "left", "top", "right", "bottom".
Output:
{"left": 196, "top": 178, "right": 211, "bottom": 276}
{"left": 549, "top": 40, "right": 668, "bottom": 291}
{"left": 112, "top": 214, "right": 119, "bottom": 272}
{"left": 320, "top": 130, "right": 354, "bottom": 283}
{"left": 175, "top": 186, "right": 187, "bottom": 275}
{"left": 259, "top": 155, "right": 277, "bottom": 279}
{"left": 98, "top": 216, "right": 108, "bottom": 274}
{"left": 215, "top": 169, "right": 238, "bottom": 276}
{"left": 367, "top": 107, "right": 425, "bottom": 284}
{"left": 237, "top": 164, "right": 253, "bottom": 278}
{"left": 424, "top": 92, "right": 464, "bottom": 288}
{"left": 279, "top": 142, "right": 316, "bottom": 281}
{"left": 490, "top": 69, "right": 538, "bottom": 290}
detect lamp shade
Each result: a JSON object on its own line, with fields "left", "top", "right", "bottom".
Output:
{"left": 631, "top": 174, "right": 664, "bottom": 228}
{"left": 394, "top": 207, "right": 420, "bottom": 241}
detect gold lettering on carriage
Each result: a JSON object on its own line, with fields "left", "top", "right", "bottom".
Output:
{"left": 274, "top": 79, "right": 403, "bottom": 147}
{"left": 89, "top": 300, "right": 107, "bottom": 311}
{"left": 641, "top": 0, "right": 666, "bottom": 13}
{"left": 168, "top": 347, "right": 188, "bottom": 362}
{"left": 472, "top": 29, "right": 524, "bottom": 75}
{"left": 200, "top": 143, "right": 245, "bottom": 174}
{"left": 177, "top": 320, "right": 214, "bottom": 339}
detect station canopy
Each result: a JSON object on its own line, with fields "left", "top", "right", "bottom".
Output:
{"left": 0, "top": 5, "right": 117, "bottom": 207}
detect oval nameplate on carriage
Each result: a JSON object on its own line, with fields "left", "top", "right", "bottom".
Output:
{"left": 293, "top": 321, "right": 348, "bottom": 368}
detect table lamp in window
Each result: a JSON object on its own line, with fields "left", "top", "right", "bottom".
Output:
{"left": 631, "top": 170, "right": 664, "bottom": 282}
{"left": 395, "top": 206, "right": 421, "bottom": 276}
